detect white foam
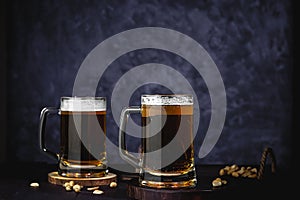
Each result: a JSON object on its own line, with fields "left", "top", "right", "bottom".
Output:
{"left": 141, "top": 95, "right": 193, "bottom": 105}
{"left": 60, "top": 97, "right": 106, "bottom": 111}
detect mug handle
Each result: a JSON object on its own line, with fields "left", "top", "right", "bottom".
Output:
{"left": 119, "top": 106, "right": 141, "bottom": 168}
{"left": 39, "top": 107, "right": 59, "bottom": 160}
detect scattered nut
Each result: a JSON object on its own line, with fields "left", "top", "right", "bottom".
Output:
{"left": 241, "top": 171, "right": 251, "bottom": 177}
{"left": 30, "top": 182, "right": 39, "bottom": 187}
{"left": 250, "top": 168, "right": 257, "bottom": 173}
{"left": 69, "top": 181, "right": 74, "bottom": 187}
{"left": 109, "top": 181, "right": 117, "bottom": 188}
{"left": 219, "top": 169, "right": 225, "bottom": 176}
{"left": 236, "top": 167, "right": 245, "bottom": 175}
{"left": 73, "top": 184, "right": 81, "bottom": 193}
{"left": 215, "top": 177, "right": 222, "bottom": 182}
{"left": 231, "top": 164, "right": 238, "bottom": 170}
{"left": 74, "top": 188, "right": 80, "bottom": 193}
{"left": 227, "top": 165, "right": 239, "bottom": 175}
{"left": 65, "top": 186, "right": 72, "bottom": 191}
{"left": 62, "top": 181, "right": 84, "bottom": 193}
{"left": 212, "top": 179, "right": 222, "bottom": 187}
{"left": 214, "top": 163, "right": 261, "bottom": 187}
{"left": 232, "top": 172, "right": 239, "bottom": 177}
{"left": 212, "top": 177, "right": 227, "bottom": 187}
{"left": 217, "top": 164, "right": 258, "bottom": 181}
{"left": 87, "top": 186, "right": 99, "bottom": 191}
{"left": 63, "top": 182, "right": 70, "bottom": 188}
{"left": 248, "top": 173, "right": 257, "bottom": 178}
{"left": 93, "top": 189, "right": 104, "bottom": 195}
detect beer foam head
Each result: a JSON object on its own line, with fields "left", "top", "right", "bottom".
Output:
{"left": 60, "top": 97, "right": 106, "bottom": 111}
{"left": 141, "top": 94, "right": 193, "bottom": 105}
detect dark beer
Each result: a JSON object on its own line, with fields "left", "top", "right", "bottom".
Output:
{"left": 59, "top": 110, "right": 106, "bottom": 177}
{"left": 141, "top": 104, "right": 196, "bottom": 187}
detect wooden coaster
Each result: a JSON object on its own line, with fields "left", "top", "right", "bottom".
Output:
{"left": 48, "top": 171, "right": 117, "bottom": 186}
{"left": 126, "top": 178, "right": 214, "bottom": 200}
{"left": 127, "top": 183, "right": 203, "bottom": 199}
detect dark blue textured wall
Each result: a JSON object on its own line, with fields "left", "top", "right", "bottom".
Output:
{"left": 7, "top": 0, "right": 293, "bottom": 170}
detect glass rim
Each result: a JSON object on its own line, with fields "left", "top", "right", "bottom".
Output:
{"left": 141, "top": 94, "right": 193, "bottom": 105}
{"left": 141, "top": 94, "right": 192, "bottom": 97}
{"left": 60, "top": 96, "right": 106, "bottom": 111}
{"left": 61, "top": 96, "right": 106, "bottom": 101}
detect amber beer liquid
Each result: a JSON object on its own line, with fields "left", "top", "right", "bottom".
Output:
{"left": 59, "top": 110, "right": 107, "bottom": 177}
{"left": 119, "top": 94, "right": 197, "bottom": 188}
{"left": 39, "top": 97, "right": 107, "bottom": 178}
{"left": 141, "top": 104, "right": 195, "bottom": 187}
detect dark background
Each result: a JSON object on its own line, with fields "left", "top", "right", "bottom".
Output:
{"left": 0, "top": 0, "right": 295, "bottom": 173}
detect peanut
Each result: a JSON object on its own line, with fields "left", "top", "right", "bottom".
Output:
{"left": 65, "top": 186, "right": 72, "bottom": 191}
{"left": 69, "top": 181, "right": 74, "bottom": 187}
{"left": 109, "top": 182, "right": 117, "bottom": 188}
{"left": 232, "top": 172, "right": 239, "bottom": 177}
{"left": 63, "top": 182, "right": 70, "bottom": 188}
{"left": 73, "top": 184, "right": 81, "bottom": 193}
{"left": 219, "top": 169, "right": 225, "bottom": 176}
{"left": 30, "top": 182, "right": 39, "bottom": 187}
{"left": 87, "top": 186, "right": 99, "bottom": 191}
{"left": 93, "top": 190, "right": 104, "bottom": 195}
{"left": 212, "top": 179, "right": 222, "bottom": 187}
{"left": 212, "top": 177, "right": 227, "bottom": 187}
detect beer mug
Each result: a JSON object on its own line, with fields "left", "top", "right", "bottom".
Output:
{"left": 119, "top": 94, "right": 197, "bottom": 188}
{"left": 39, "top": 97, "right": 107, "bottom": 178}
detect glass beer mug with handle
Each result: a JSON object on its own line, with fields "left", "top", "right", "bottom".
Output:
{"left": 39, "top": 96, "right": 107, "bottom": 178}
{"left": 119, "top": 94, "right": 197, "bottom": 188}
